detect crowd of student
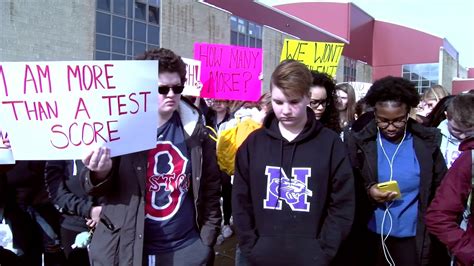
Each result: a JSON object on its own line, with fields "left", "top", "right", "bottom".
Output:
{"left": 0, "top": 47, "right": 473, "bottom": 266}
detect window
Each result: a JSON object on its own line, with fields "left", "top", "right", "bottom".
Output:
{"left": 148, "top": 6, "right": 159, "bottom": 24}
{"left": 402, "top": 63, "right": 439, "bottom": 93}
{"left": 343, "top": 57, "right": 356, "bottom": 82}
{"left": 113, "top": 0, "right": 126, "bottom": 15}
{"left": 97, "top": 0, "right": 110, "bottom": 11}
{"left": 230, "top": 16, "right": 263, "bottom": 48}
{"left": 95, "top": 0, "right": 161, "bottom": 60}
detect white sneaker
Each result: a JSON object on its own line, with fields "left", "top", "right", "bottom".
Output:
{"left": 222, "top": 225, "right": 233, "bottom": 238}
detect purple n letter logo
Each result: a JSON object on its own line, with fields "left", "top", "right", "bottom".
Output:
{"left": 263, "top": 166, "right": 312, "bottom": 212}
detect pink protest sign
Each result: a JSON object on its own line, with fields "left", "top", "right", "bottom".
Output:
{"left": 194, "top": 43, "right": 262, "bottom": 101}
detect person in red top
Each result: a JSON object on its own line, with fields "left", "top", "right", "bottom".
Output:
{"left": 425, "top": 93, "right": 474, "bottom": 266}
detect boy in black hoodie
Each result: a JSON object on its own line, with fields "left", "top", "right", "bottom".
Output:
{"left": 232, "top": 60, "right": 355, "bottom": 266}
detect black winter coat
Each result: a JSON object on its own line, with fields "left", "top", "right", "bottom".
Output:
{"left": 346, "top": 119, "right": 449, "bottom": 265}
{"left": 45, "top": 160, "right": 94, "bottom": 232}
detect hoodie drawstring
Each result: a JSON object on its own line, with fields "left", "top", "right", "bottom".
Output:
{"left": 289, "top": 143, "right": 297, "bottom": 169}
{"left": 73, "top": 160, "right": 78, "bottom": 176}
{"left": 275, "top": 140, "right": 298, "bottom": 208}
{"left": 276, "top": 140, "right": 284, "bottom": 207}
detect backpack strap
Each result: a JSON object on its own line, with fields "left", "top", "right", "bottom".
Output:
{"left": 205, "top": 126, "right": 218, "bottom": 142}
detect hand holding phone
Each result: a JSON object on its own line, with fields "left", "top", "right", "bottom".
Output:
{"left": 377, "top": 180, "right": 401, "bottom": 200}
{"left": 369, "top": 181, "right": 401, "bottom": 203}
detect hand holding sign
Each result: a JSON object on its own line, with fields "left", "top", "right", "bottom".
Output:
{"left": 1, "top": 131, "right": 10, "bottom": 149}
{"left": 0, "top": 129, "right": 14, "bottom": 164}
{"left": 83, "top": 146, "right": 112, "bottom": 182}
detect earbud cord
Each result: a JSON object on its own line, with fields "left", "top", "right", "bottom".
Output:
{"left": 378, "top": 126, "right": 407, "bottom": 183}
{"left": 377, "top": 123, "right": 407, "bottom": 266}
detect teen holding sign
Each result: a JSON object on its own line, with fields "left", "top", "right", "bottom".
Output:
{"left": 80, "top": 48, "right": 221, "bottom": 266}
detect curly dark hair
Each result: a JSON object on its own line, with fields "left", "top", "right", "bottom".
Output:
{"left": 135, "top": 48, "right": 187, "bottom": 84}
{"left": 311, "top": 71, "right": 341, "bottom": 133}
{"left": 365, "top": 76, "right": 420, "bottom": 109}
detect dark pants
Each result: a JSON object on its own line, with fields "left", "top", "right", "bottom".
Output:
{"left": 221, "top": 174, "right": 232, "bottom": 225}
{"left": 60, "top": 227, "right": 90, "bottom": 265}
{"left": 143, "top": 238, "right": 214, "bottom": 266}
{"left": 4, "top": 203, "right": 65, "bottom": 266}
{"left": 235, "top": 245, "right": 250, "bottom": 266}
{"left": 0, "top": 246, "right": 21, "bottom": 266}
{"left": 368, "top": 232, "right": 418, "bottom": 266}
{"left": 60, "top": 227, "right": 78, "bottom": 257}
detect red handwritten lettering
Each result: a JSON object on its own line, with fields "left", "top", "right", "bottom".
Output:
{"left": 102, "top": 91, "right": 151, "bottom": 116}
{"left": 23, "top": 65, "right": 37, "bottom": 94}
{"left": 139, "top": 91, "right": 150, "bottom": 112}
{"left": 22, "top": 65, "right": 52, "bottom": 94}
{"left": 50, "top": 120, "right": 120, "bottom": 149}
{"left": 67, "top": 64, "right": 117, "bottom": 91}
{"left": 0, "top": 65, "right": 9, "bottom": 96}
{"left": 107, "top": 120, "right": 120, "bottom": 142}
{"left": 74, "top": 98, "right": 91, "bottom": 119}
{"left": 1, "top": 100, "right": 23, "bottom": 120}
{"left": 104, "top": 64, "right": 116, "bottom": 89}
{"left": 1, "top": 100, "right": 57, "bottom": 121}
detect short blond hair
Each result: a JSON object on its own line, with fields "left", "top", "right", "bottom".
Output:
{"left": 422, "top": 85, "right": 449, "bottom": 102}
{"left": 270, "top": 60, "right": 312, "bottom": 98}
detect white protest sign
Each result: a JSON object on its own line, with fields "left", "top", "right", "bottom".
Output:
{"left": 0, "top": 61, "right": 158, "bottom": 160}
{"left": 182, "top": 58, "right": 202, "bottom": 97}
{"left": 346, "top": 82, "right": 372, "bottom": 101}
{"left": 0, "top": 130, "right": 14, "bottom": 164}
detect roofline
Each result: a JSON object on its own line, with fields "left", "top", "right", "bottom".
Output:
{"left": 263, "top": 24, "right": 300, "bottom": 40}
{"left": 453, "top": 78, "right": 474, "bottom": 81}
{"left": 197, "top": 0, "right": 232, "bottom": 14}
{"left": 346, "top": 1, "right": 373, "bottom": 19}
{"left": 254, "top": 0, "right": 349, "bottom": 44}
{"left": 374, "top": 19, "right": 444, "bottom": 39}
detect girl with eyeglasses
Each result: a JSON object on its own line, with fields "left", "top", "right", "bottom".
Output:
{"left": 309, "top": 71, "right": 341, "bottom": 134}
{"left": 345, "top": 76, "right": 449, "bottom": 266}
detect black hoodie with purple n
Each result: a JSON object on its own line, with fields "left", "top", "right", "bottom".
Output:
{"left": 232, "top": 108, "right": 355, "bottom": 266}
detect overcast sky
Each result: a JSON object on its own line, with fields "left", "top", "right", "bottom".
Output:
{"left": 258, "top": 0, "right": 474, "bottom": 68}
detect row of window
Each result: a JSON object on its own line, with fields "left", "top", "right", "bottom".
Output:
{"left": 402, "top": 63, "right": 439, "bottom": 93}
{"left": 93, "top": 2, "right": 440, "bottom": 91}
{"left": 96, "top": 12, "right": 159, "bottom": 43}
{"left": 230, "top": 16, "right": 263, "bottom": 48}
{"left": 95, "top": 0, "right": 160, "bottom": 60}
{"left": 343, "top": 58, "right": 357, "bottom": 82}
{"left": 98, "top": 0, "right": 160, "bottom": 19}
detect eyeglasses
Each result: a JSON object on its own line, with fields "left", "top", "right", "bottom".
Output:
{"left": 212, "top": 100, "right": 227, "bottom": 105}
{"left": 158, "top": 85, "right": 185, "bottom": 95}
{"left": 447, "top": 121, "right": 474, "bottom": 140}
{"left": 375, "top": 118, "right": 407, "bottom": 129}
{"left": 309, "top": 99, "right": 328, "bottom": 109}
